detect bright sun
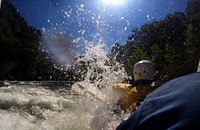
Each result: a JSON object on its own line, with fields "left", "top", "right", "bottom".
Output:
{"left": 102, "top": 0, "right": 124, "bottom": 5}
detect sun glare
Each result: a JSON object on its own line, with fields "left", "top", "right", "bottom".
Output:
{"left": 102, "top": 0, "right": 124, "bottom": 5}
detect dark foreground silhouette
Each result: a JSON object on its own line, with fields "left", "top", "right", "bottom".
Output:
{"left": 117, "top": 73, "right": 200, "bottom": 130}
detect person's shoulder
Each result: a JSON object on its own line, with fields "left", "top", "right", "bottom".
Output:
{"left": 163, "top": 72, "right": 200, "bottom": 89}
{"left": 171, "top": 72, "right": 200, "bottom": 82}
{"left": 146, "top": 72, "right": 200, "bottom": 98}
{"left": 160, "top": 72, "right": 200, "bottom": 86}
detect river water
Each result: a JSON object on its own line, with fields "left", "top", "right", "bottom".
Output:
{"left": 0, "top": 1, "right": 142, "bottom": 129}
{"left": 0, "top": 16, "right": 131, "bottom": 129}
{"left": 0, "top": 78, "right": 130, "bottom": 130}
{"left": 0, "top": 29, "right": 134, "bottom": 129}
{"left": 0, "top": 42, "right": 131, "bottom": 130}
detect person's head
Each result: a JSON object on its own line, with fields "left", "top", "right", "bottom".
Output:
{"left": 133, "top": 60, "right": 155, "bottom": 82}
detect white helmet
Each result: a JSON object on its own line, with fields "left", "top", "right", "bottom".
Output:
{"left": 134, "top": 60, "right": 155, "bottom": 81}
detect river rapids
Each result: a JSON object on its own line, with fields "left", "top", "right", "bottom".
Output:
{"left": 0, "top": 42, "right": 132, "bottom": 130}
{"left": 0, "top": 80, "right": 127, "bottom": 130}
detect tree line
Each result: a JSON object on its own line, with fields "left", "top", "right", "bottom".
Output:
{"left": 0, "top": 0, "right": 83, "bottom": 81}
{"left": 110, "top": 0, "right": 200, "bottom": 84}
{"left": 0, "top": 0, "right": 199, "bottom": 83}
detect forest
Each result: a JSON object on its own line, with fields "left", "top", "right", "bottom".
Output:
{"left": 0, "top": 0, "right": 200, "bottom": 84}
{"left": 110, "top": 0, "right": 200, "bottom": 83}
{"left": 0, "top": 0, "right": 75, "bottom": 80}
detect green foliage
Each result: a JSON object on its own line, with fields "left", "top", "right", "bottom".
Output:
{"left": 150, "top": 44, "right": 163, "bottom": 65}
{"left": 186, "top": 0, "right": 200, "bottom": 28}
{"left": 110, "top": 43, "right": 126, "bottom": 62}
{"left": 125, "top": 47, "right": 149, "bottom": 76}
{"left": 183, "top": 24, "right": 200, "bottom": 73}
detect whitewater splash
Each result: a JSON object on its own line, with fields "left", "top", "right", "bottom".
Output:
{"left": 0, "top": 81, "right": 78, "bottom": 130}
{"left": 0, "top": 0, "right": 134, "bottom": 129}
{"left": 2, "top": 4, "right": 130, "bottom": 129}
{"left": 0, "top": 40, "right": 130, "bottom": 130}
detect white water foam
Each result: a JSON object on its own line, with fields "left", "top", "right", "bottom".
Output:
{"left": 0, "top": 39, "right": 129, "bottom": 129}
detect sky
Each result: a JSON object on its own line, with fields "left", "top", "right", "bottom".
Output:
{"left": 9, "top": 0, "right": 188, "bottom": 49}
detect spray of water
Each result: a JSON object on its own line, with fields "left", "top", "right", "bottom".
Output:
{"left": 33, "top": 8, "right": 131, "bottom": 126}
{"left": 0, "top": 1, "right": 133, "bottom": 129}
{"left": 0, "top": 36, "right": 130, "bottom": 129}
{"left": 41, "top": 29, "right": 76, "bottom": 69}
{"left": 69, "top": 37, "right": 131, "bottom": 129}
